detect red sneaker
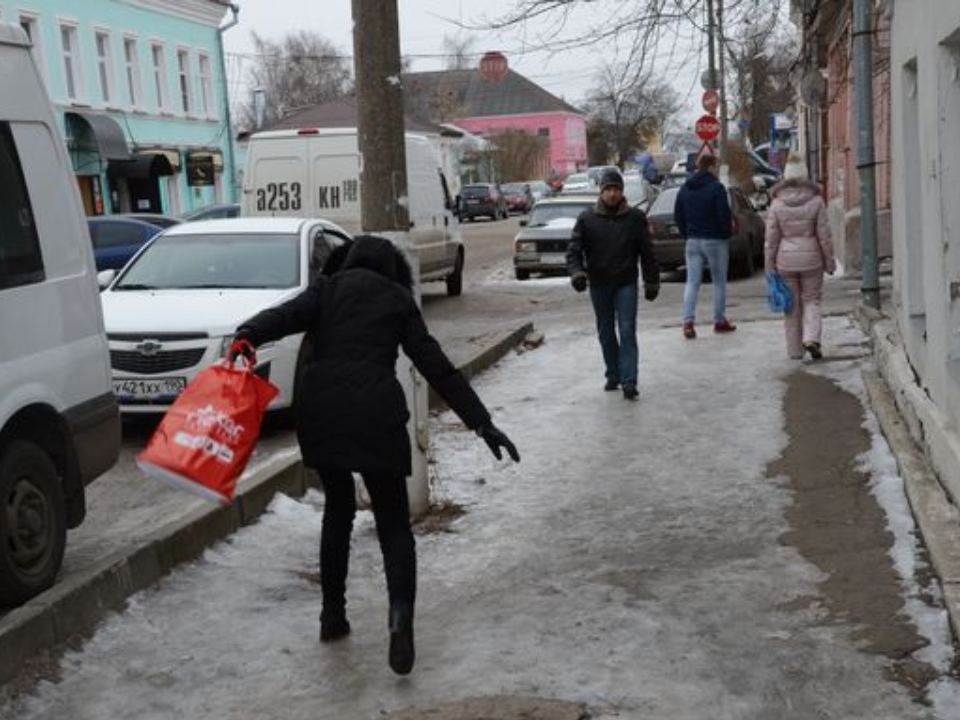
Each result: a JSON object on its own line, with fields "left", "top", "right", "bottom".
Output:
{"left": 682, "top": 321, "right": 696, "bottom": 340}
{"left": 714, "top": 319, "right": 737, "bottom": 333}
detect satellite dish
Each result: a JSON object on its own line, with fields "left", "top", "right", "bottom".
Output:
{"left": 800, "top": 70, "right": 826, "bottom": 107}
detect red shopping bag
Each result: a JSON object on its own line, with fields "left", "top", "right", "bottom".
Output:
{"left": 137, "top": 342, "right": 279, "bottom": 505}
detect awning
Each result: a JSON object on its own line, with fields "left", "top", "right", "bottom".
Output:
{"left": 138, "top": 148, "right": 182, "bottom": 171}
{"left": 64, "top": 112, "right": 130, "bottom": 161}
{"left": 107, "top": 152, "right": 176, "bottom": 180}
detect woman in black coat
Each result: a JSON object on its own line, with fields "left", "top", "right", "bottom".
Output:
{"left": 235, "top": 234, "right": 519, "bottom": 675}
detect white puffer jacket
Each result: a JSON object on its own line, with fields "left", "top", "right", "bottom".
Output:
{"left": 764, "top": 178, "right": 836, "bottom": 274}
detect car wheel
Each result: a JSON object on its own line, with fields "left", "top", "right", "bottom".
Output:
{"left": 732, "top": 243, "right": 755, "bottom": 279}
{"left": 515, "top": 268, "right": 530, "bottom": 281}
{"left": 446, "top": 249, "right": 464, "bottom": 297}
{"left": 0, "top": 440, "right": 66, "bottom": 606}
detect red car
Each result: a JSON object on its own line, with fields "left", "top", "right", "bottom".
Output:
{"left": 501, "top": 182, "right": 534, "bottom": 214}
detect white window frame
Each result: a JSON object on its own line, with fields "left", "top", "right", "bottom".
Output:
{"left": 197, "top": 52, "right": 214, "bottom": 119}
{"left": 58, "top": 21, "right": 84, "bottom": 103}
{"left": 150, "top": 41, "right": 169, "bottom": 112}
{"left": 18, "top": 13, "right": 46, "bottom": 84}
{"left": 176, "top": 47, "right": 192, "bottom": 115}
{"left": 123, "top": 35, "right": 143, "bottom": 109}
{"left": 94, "top": 28, "right": 114, "bottom": 106}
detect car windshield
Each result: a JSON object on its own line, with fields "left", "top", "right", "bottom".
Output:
{"left": 114, "top": 233, "right": 300, "bottom": 290}
{"left": 501, "top": 183, "right": 527, "bottom": 194}
{"left": 462, "top": 186, "right": 491, "bottom": 197}
{"left": 526, "top": 202, "right": 593, "bottom": 227}
{"left": 565, "top": 173, "right": 589, "bottom": 185}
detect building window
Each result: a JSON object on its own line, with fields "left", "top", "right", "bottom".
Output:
{"left": 151, "top": 42, "right": 168, "bottom": 111}
{"left": 198, "top": 53, "right": 214, "bottom": 118}
{"left": 18, "top": 13, "right": 44, "bottom": 77}
{"left": 177, "top": 49, "right": 192, "bottom": 114}
{"left": 0, "top": 122, "right": 45, "bottom": 290}
{"left": 60, "top": 23, "right": 83, "bottom": 101}
{"left": 124, "top": 37, "right": 142, "bottom": 108}
{"left": 538, "top": 128, "right": 550, "bottom": 137}
{"left": 95, "top": 31, "right": 114, "bottom": 105}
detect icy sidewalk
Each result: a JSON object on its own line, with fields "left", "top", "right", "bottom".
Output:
{"left": 3, "top": 317, "right": 959, "bottom": 720}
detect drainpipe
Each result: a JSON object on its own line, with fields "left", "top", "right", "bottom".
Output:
{"left": 216, "top": 3, "right": 240, "bottom": 203}
{"left": 853, "top": 0, "right": 880, "bottom": 309}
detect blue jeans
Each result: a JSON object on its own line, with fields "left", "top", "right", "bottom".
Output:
{"left": 682, "top": 238, "right": 730, "bottom": 323}
{"left": 589, "top": 282, "right": 639, "bottom": 386}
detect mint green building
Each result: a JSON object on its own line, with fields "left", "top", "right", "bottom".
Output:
{"left": 0, "top": 0, "right": 239, "bottom": 216}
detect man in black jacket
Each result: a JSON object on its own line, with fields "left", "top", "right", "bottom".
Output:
{"left": 234, "top": 235, "right": 519, "bottom": 676}
{"left": 566, "top": 169, "right": 660, "bottom": 400}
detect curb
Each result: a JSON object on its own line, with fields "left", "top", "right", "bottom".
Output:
{"left": 0, "top": 323, "right": 533, "bottom": 691}
{"left": 856, "top": 308, "right": 960, "bottom": 641}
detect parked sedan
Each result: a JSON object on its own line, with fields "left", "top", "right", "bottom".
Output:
{"left": 459, "top": 183, "right": 508, "bottom": 221}
{"left": 99, "top": 217, "right": 351, "bottom": 414}
{"left": 180, "top": 202, "right": 241, "bottom": 222}
{"left": 512, "top": 196, "right": 596, "bottom": 280}
{"left": 501, "top": 182, "right": 534, "bottom": 214}
{"left": 645, "top": 185, "right": 765, "bottom": 278}
{"left": 88, "top": 216, "right": 164, "bottom": 271}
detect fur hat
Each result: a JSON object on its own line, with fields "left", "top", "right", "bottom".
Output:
{"left": 782, "top": 154, "right": 808, "bottom": 180}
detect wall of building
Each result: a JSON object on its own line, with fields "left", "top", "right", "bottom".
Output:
{"left": 454, "top": 111, "right": 587, "bottom": 178}
{"left": 0, "top": 0, "right": 233, "bottom": 215}
{"left": 889, "top": 0, "right": 960, "bottom": 503}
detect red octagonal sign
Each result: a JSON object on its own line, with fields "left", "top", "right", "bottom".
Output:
{"left": 695, "top": 114, "right": 721, "bottom": 142}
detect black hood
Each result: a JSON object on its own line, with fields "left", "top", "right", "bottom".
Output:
{"left": 684, "top": 170, "right": 717, "bottom": 191}
{"left": 340, "top": 234, "right": 414, "bottom": 289}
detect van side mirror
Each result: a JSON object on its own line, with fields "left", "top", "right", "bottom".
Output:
{"left": 97, "top": 269, "right": 116, "bottom": 289}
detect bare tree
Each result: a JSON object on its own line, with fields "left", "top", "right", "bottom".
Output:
{"left": 485, "top": 129, "right": 550, "bottom": 181}
{"left": 239, "top": 30, "right": 353, "bottom": 130}
{"left": 584, "top": 61, "right": 681, "bottom": 166}
{"left": 441, "top": 34, "right": 476, "bottom": 70}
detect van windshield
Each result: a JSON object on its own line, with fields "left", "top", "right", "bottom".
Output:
{"left": 114, "top": 233, "right": 300, "bottom": 290}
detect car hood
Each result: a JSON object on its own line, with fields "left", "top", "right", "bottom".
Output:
{"left": 100, "top": 287, "right": 302, "bottom": 335}
{"left": 515, "top": 217, "right": 578, "bottom": 241}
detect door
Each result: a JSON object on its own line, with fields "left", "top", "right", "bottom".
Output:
{"left": 128, "top": 177, "right": 162, "bottom": 213}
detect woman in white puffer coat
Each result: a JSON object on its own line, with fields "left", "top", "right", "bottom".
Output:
{"left": 764, "top": 175, "right": 836, "bottom": 360}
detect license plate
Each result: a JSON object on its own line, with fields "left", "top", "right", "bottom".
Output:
{"left": 668, "top": 225, "right": 680, "bottom": 236}
{"left": 466, "top": 198, "right": 480, "bottom": 204}
{"left": 542, "top": 254, "right": 567, "bottom": 265}
{"left": 113, "top": 377, "right": 187, "bottom": 400}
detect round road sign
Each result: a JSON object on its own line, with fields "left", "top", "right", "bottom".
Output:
{"left": 702, "top": 89, "right": 719, "bottom": 114}
{"left": 695, "top": 114, "right": 721, "bottom": 142}
{"left": 479, "top": 51, "right": 509, "bottom": 82}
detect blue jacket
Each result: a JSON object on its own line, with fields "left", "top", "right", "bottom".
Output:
{"left": 675, "top": 171, "right": 732, "bottom": 240}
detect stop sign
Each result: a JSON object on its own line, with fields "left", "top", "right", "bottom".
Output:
{"left": 479, "top": 51, "right": 509, "bottom": 82}
{"left": 695, "top": 114, "right": 721, "bottom": 142}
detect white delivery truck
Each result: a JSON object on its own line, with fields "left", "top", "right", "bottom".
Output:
{"left": 0, "top": 24, "right": 121, "bottom": 605}
{"left": 242, "top": 128, "right": 465, "bottom": 295}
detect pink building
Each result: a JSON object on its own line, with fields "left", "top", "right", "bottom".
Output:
{"left": 404, "top": 69, "right": 588, "bottom": 178}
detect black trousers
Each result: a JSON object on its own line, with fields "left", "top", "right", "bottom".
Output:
{"left": 317, "top": 469, "right": 416, "bottom": 617}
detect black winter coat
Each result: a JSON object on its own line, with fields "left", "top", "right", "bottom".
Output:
{"left": 566, "top": 198, "right": 660, "bottom": 287}
{"left": 238, "top": 236, "right": 491, "bottom": 475}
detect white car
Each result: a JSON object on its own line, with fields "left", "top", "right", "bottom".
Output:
{"left": 560, "top": 172, "right": 595, "bottom": 194}
{"left": 99, "top": 217, "right": 351, "bottom": 414}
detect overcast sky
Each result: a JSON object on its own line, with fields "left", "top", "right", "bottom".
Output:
{"left": 221, "top": 0, "right": 709, "bottom": 113}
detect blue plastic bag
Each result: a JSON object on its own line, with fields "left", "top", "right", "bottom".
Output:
{"left": 766, "top": 271, "right": 794, "bottom": 314}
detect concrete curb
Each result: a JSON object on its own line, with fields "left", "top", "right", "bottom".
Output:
{"left": 856, "top": 309, "right": 960, "bottom": 641}
{"left": 0, "top": 323, "right": 533, "bottom": 690}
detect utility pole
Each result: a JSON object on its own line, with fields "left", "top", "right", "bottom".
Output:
{"left": 352, "top": 0, "right": 430, "bottom": 515}
{"left": 852, "top": 0, "right": 880, "bottom": 309}
{"left": 716, "top": 0, "right": 729, "bottom": 159}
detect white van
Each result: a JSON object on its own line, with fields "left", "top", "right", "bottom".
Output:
{"left": 0, "top": 25, "right": 120, "bottom": 605}
{"left": 242, "top": 128, "right": 465, "bottom": 295}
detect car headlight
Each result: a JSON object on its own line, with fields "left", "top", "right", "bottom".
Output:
{"left": 516, "top": 242, "right": 537, "bottom": 253}
{"left": 217, "top": 334, "right": 237, "bottom": 359}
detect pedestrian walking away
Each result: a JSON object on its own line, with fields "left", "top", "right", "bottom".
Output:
{"left": 764, "top": 161, "right": 836, "bottom": 360}
{"left": 566, "top": 168, "right": 660, "bottom": 400}
{"left": 675, "top": 154, "right": 737, "bottom": 339}
{"left": 233, "top": 235, "right": 520, "bottom": 676}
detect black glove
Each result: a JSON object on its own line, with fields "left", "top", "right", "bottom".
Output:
{"left": 644, "top": 284, "right": 660, "bottom": 302}
{"left": 478, "top": 423, "right": 520, "bottom": 463}
{"left": 571, "top": 273, "right": 588, "bottom": 293}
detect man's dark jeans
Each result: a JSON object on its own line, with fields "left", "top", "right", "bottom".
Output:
{"left": 589, "top": 281, "right": 639, "bottom": 387}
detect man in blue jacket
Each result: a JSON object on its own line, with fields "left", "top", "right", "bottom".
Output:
{"left": 675, "top": 154, "right": 736, "bottom": 339}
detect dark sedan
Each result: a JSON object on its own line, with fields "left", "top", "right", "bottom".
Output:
{"left": 501, "top": 182, "right": 534, "bottom": 214}
{"left": 645, "top": 185, "right": 765, "bottom": 278}
{"left": 512, "top": 196, "right": 596, "bottom": 280}
{"left": 88, "top": 216, "right": 163, "bottom": 271}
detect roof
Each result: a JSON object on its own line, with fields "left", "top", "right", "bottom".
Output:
{"left": 163, "top": 217, "right": 342, "bottom": 236}
{"left": 403, "top": 69, "right": 585, "bottom": 122}
{"left": 259, "top": 96, "right": 444, "bottom": 134}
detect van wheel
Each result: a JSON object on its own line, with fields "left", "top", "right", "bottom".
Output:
{"left": 446, "top": 250, "right": 464, "bottom": 297}
{"left": 515, "top": 269, "right": 530, "bottom": 281}
{"left": 0, "top": 441, "right": 66, "bottom": 606}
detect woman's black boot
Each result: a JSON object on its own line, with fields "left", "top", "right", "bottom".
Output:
{"left": 388, "top": 603, "right": 415, "bottom": 675}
